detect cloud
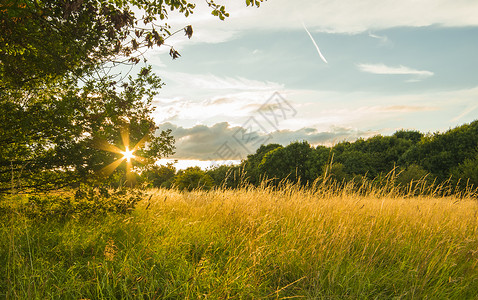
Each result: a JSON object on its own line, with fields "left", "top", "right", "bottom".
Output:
{"left": 368, "top": 32, "right": 390, "bottom": 45}
{"left": 150, "top": 74, "right": 287, "bottom": 126}
{"left": 152, "top": 90, "right": 287, "bottom": 126}
{"left": 356, "top": 63, "right": 434, "bottom": 80}
{"left": 157, "top": 122, "right": 372, "bottom": 160}
{"left": 161, "top": 72, "right": 284, "bottom": 91}
{"left": 162, "top": 0, "right": 478, "bottom": 45}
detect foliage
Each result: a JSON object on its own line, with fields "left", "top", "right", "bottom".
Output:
{"left": 207, "top": 164, "right": 243, "bottom": 188}
{"left": 451, "top": 153, "right": 478, "bottom": 188}
{"left": 325, "top": 162, "right": 351, "bottom": 183}
{"left": 258, "top": 141, "right": 316, "bottom": 184}
{"left": 174, "top": 166, "right": 213, "bottom": 191}
{"left": 213, "top": 122, "right": 476, "bottom": 193}
{"left": 1, "top": 187, "right": 142, "bottom": 221}
{"left": 396, "top": 164, "right": 430, "bottom": 186}
{"left": 0, "top": 67, "right": 175, "bottom": 193}
{"left": 400, "top": 121, "right": 478, "bottom": 180}
{"left": 241, "top": 143, "right": 282, "bottom": 185}
{"left": 130, "top": 121, "right": 477, "bottom": 195}
{"left": 141, "top": 163, "right": 177, "bottom": 188}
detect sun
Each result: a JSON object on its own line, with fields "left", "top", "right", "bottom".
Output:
{"left": 121, "top": 147, "right": 135, "bottom": 162}
{"left": 94, "top": 126, "right": 150, "bottom": 183}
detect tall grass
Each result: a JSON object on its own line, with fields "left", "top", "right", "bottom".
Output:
{"left": 1, "top": 183, "right": 478, "bottom": 298}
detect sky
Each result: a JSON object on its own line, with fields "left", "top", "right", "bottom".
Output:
{"left": 138, "top": 0, "right": 478, "bottom": 169}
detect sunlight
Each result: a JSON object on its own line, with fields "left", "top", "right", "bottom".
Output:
{"left": 121, "top": 147, "right": 135, "bottom": 162}
{"left": 95, "top": 126, "right": 150, "bottom": 182}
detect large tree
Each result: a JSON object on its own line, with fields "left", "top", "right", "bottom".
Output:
{"left": 0, "top": 67, "right": 176, "bottom": 192}
{"left": 0, "top": 0, "right": 263, "bottom": 193}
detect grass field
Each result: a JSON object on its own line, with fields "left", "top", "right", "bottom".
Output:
{"left": 1, "top": 184, "right": 478, "bottom": 299}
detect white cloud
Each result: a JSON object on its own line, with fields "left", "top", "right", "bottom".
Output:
{"left": 368, "top": 31, "right": 390, "bottom": 45}
{"left": 162, "top": 0, "right": 478, "bottom": 45}
{"left": 153, "top": 84, "right": 478, "bottom": 162}
{"left": 356, "top": 63, "right": 434, "bottom": 80}
{"left": 150, "top": 72, "right": 286, "bottom": 126}
{"left": 152, "top": 83, "right": 478, "bottom": 134}
{"left": 161, "top": 72, "right": 284, "bottom": 91}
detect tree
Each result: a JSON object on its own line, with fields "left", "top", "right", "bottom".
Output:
{"left": 393, "top": 130, "right": 423, "bottom": 143}
{"left": 141, "top": 163, "right": 177, "bottom": 188}
{"left": 0, "top": 66, "right": 175, "bottom": 193}
{"left": 325, "top": 162, "right": 350, "bottom": 183}
{"left": 207, "top": 164, "right": 242, "bottom": 188}
{"left": 396, "top": 164, "right": 430, "bottom": 186}
{"left": 400, "top": 121, "right": 478, "bottom": 180}
{"left": 451, "top": 154, "right": 478, "bottom": 189}
{"left": 241, "top": 143, "right": 282, "bottom": 185}
{"left": 258, "top": 141, "right": 315, "bottom": 185}
{"left": 174, "top": 167, "right": 213, "bottom": 191}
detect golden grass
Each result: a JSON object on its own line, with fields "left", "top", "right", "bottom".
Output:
{"left": 132, "top": 186, "right": 478, "bottom": 298}
{"left": 2, "top": 184, "right": 478, "bottom": 298}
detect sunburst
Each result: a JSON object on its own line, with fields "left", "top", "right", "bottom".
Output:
{"left": 94, "top": 126, "right": 150, "bottom": 183}
{"left": 121, "top": 147, "right": 135, "bottom": 162}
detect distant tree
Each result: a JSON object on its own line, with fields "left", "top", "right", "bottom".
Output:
{"left": 259, "top": 141, "right": 315, "bottom": 184}
{"left": 305, "top": 145, "right": 331, "bottom": 181}
{"left": 325, "top": 162, "right": 350, "bottom": 183}
{"left": 400, "top": 121, "right": 478, "bottom": 180}
{"left": 451, "top": 154, "right": 478, "bottom": 189}
{"left": 333, "top": 136, "right": 397, "bottom": 178}
{"left": 207, "top": 165, "right": 242, "bottom": 188}
{"left": 393, "top": 130, "right": 423, "bottom": 143}
{"left": 241, "top": 143, "right": 282, "bottom": 185}
{"left": 141, "top": 163, "right": 177, "bottom": 188}
{"left": 336, "top": 150, "right": 374, "bottom": 177}
{"left": 175, "top": 167, "right": 213, "bottom": 191}
{"left": 396, "top": 164, "right": 430, "bottom": 186}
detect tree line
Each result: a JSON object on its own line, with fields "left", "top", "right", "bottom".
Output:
{"left": 142, "top": 120, "right": 478, "bottom": 193}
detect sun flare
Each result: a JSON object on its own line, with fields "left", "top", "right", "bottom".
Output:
{"left": 95, "top": 126, "right": 150, "bottom": 183}
{"left": 121, "top": 147, "right": 135, "bottom": 162}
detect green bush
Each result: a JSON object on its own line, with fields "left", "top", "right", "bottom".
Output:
{"left": 451, "top": 154, "right": 478, "bottom": 188}
{"left": 18, "top": 186, "right": 143, "bottom": 220}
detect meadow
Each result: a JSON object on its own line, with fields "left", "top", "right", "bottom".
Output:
{"left": 1, "top": 183, "right": 478, "bottom": 299}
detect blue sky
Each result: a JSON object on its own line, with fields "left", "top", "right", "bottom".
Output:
{"left": 139, "top": 0, "right": 478, "bottom": 169}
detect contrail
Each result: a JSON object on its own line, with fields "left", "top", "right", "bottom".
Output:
{"left": 302, "top": 22, "right": 328, "bottom": 64}
{"left": 450, "top": 104, "right": 478, "bottom": 122}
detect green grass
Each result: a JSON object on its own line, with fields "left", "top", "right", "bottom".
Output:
{"left": 1, "top": 186, "right": 478, "bottom": 299}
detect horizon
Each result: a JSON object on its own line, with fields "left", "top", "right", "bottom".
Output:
{"left": 157, "top": 118, "right": 477, "bottom": 170}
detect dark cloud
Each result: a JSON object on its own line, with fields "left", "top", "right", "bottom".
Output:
{"left": 157, "top": 122, "right": 373, "bottom": 160}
